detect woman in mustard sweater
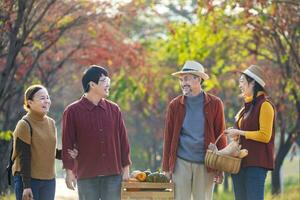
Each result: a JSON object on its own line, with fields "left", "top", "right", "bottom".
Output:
{"left": 12, "top": 85, "right": 77, "bottom": 200}
{"left": 224, "top": 65, "right": 276, "bottom": 200}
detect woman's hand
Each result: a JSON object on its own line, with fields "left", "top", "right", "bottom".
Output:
{"left": 224, "top": 127, "right": 244, "bottom": 138}
{"left": 68, "top": 148, "right": 78, "bottom": 159}
{"left": 23, "top": 188, "right": 34, "bottom": 200}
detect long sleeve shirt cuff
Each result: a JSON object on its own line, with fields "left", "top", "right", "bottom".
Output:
{"left": 122, "top": 158, "right": 132, "bottom": 168}
{"left": 56, "top": 149, "right": 62, "bottom": 160}
{"left": 22, "top": 176, "right": 31, "bottom": 189}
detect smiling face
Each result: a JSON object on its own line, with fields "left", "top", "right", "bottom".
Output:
{"left": 178, "top": 74, "right": 202, "bottom": 96}
{"left": 98, "top": 74, "right": 111, "bottom": 97}
{"left": 89, "top": 74, "right": 111, "bottom": 98}
{"left": 27, "top": 88, "right": 51, "bottom": 114}
{"left": 239, "top": 74, "right": 254, "bottom": 97}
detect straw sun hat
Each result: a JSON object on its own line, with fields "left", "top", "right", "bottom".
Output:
{"left": 242, "top": 65, "right": 266, "bottom": 88}
{"left": 172, "top": 60, "right": 209, "bottom": 80}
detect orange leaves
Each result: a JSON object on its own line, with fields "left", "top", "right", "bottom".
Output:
{"left": 74, "top": 22, "right": 144, "bottom": 71}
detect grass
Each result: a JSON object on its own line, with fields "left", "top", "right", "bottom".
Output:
{"left": 0, "top": 194, "right": 14, "bottom": 200}
{"left": 213, "top": 176, "right": 300, "bottom": 200}
{"left": 265, "top": 185, "right": 300, "bottom": 200}
{"left": 214, "top": 156, "right": 300, "bottom": 200}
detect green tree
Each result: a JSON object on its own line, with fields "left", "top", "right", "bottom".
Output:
{"left": 130, "top": 0, "right": 299, "bottom": 194}
{"left": 202, "top": 0, "right": 300, "bottom": 194}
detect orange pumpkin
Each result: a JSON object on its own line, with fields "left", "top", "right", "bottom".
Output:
{"left": 135, "top": 172, "right": 147, "bottom": 182}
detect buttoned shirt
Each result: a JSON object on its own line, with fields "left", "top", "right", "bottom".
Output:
{"left": 62, "top": 97, "right": 131, "bottom": 179}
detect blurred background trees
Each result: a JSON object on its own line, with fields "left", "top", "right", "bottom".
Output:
{"left": 0, "top": 0, "right": 299, "bottom": 197}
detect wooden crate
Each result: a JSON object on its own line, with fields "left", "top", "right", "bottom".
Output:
{"left": 121, "top": 181, "right": 174, "bottom": 200}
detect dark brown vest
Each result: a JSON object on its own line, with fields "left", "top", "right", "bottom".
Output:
{"left": 236, "top": 95, "right": 275, "bottom": 170}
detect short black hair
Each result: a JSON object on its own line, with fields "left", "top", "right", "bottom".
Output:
{"left": 82, "top": 65, "right": 108, "bottom": 93}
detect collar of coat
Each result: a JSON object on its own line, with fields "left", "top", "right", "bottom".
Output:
{"left": 179, "top": 91, "right": 212, "bottom": 106}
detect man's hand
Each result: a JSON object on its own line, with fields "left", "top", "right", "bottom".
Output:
{"left": 65, "top": 169, "right": 77, "bottom": 190}
{"left": 122, "top": 165, "right": 130, "bottom": 181}
{"left": 163, "top": 171, "right": 172, "bottom": 180}
{"left": 214, "top": 171, "right": 224, "bottom": 184}
{"left": 23, "top": 188, "right": 34, "bottom": 200}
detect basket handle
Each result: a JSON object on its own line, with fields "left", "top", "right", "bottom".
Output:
{"left": 214, "top": 132, "right": 240, "bottom": 145}
{"left": 214, "top": 133, "right": 225, "bottom": 145}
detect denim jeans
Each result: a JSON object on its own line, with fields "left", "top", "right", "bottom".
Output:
{"left": 231, "top": 167, "right": 268, "bottom": 200}
{"left": 14, "top": 175, "right": 23, "bottom": 200}
{"left": 14, "top": 175, "right": 56, "bottom": 200}
{"left": 77, "top": 175, "right": 122, "bottom": 200}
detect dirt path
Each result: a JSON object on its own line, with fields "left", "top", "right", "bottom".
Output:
{"left": 55, "top": 178, "right": 78, "bottom": 200}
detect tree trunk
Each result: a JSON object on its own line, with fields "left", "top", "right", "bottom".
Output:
{"left": 271, "top": 134, "right": 294, "bottom": 194}
{"left": 271, "top": 162, "right": 283, "bottom": 195}
{"left": 0, "top": 140, "right": 12, "bottom": 194}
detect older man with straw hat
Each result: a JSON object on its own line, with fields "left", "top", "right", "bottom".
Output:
{"left": 162, "top": 60, "right": 227, "bottom": 200}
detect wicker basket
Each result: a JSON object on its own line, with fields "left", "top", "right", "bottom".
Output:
{"left": 205, "top": 134, "right": 241, "bottom": 174}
